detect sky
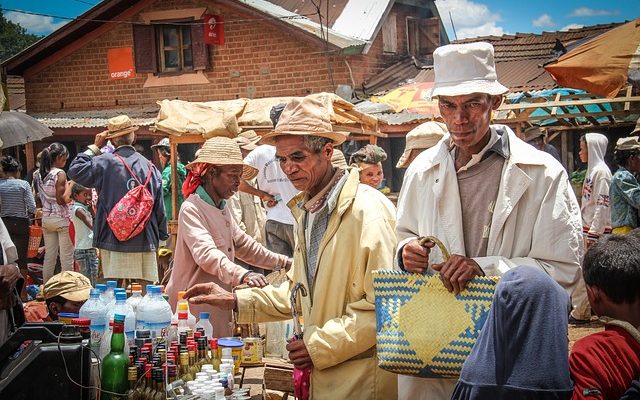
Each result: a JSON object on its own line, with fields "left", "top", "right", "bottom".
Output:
{"left": 1, "top": 0, "right": 639, "bottom": 39}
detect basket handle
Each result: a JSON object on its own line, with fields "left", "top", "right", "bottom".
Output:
{"left": 418, "top": 235, "right": 450, "bottom": 263}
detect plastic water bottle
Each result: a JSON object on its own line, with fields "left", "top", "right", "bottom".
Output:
{"left": 135, "top": 284, "right": 156, "bottom": 330}
{"left": 102, "top": 280, "right": 117, "bottom": 304}
{"left": 95, "top": 283, "right": 107, "bottom": 304}
{"left": 141, "top": 285, "right": 172, "bottom": 344}
{"left": 79, "top": 288, "right": 107, "bottom": 354}
{"left": 195, "top": 312, "right": 214, "bottom": 338}
{"left": 126, "top": 283, "right": 143, "bottom": 313}
{"left": 105, "top": 292, "right": 136, "bottom": 347}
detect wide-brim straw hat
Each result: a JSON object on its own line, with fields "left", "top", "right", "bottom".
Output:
{"left": 102, "top": 115, "right": 139, "bottom": 139}
{"left": 187, "top": 136, "right": 258, "bottom": 180}
{"left": 260, "top": 97, "right": 348, "bottom": 146}
{"left": 428, "top": 42, "right": 509, "bottom": 99}
{"left": 615, "top": 136, "right": 640, "bottom": 151}
{"left": 234, "top": 130, "right": 260, "bottom": 151}
{"left": 331, "top": 149, "right": 348, "bottom": 168}
{"left": 523, "top": 126, "right": 546, "bottom": 143}
{"left": 397, "top": 121, "right": 447, "bottom": 168}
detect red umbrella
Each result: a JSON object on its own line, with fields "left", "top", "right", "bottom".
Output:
{"left": 545, "top": 18, "right": 640, "bottom": 98}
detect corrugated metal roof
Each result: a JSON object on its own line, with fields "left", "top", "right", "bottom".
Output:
{"left": 31, "top": 108, "right": 158, "bottom": 129}
{"left": 238, "top": 0, "right": 366, "bottom": 50}
{"left": 374, "top": 111, "right": 433, "bottom": 126}
{"left": 269, "top": 0, "right": 393, "bottom": 42}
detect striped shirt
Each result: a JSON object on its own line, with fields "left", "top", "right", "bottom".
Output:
{"left": 0, "top": 178, "right": 36, "bottom": 218}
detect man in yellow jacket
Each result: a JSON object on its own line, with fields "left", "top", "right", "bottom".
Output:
{"left": 184, "top": 96, "right": 398, "bottom": 399}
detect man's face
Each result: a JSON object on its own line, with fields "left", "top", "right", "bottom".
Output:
{"left": 207, "top": 165, "right": 243, "bottom": 201}
{"left": 48, "top": 298, "right": 86, "bottom": 320}
{"left": 438, "top": 93, "right": 502, "bottom": 154}
{"left": 275, "top": 136, "right": 332, "bottom": 194}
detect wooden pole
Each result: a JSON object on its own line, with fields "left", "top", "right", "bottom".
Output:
{"left": 170, "top": 140, "right": 178, "bottom": 246}
{"left": 25, "top": 142, "right": 35, "bottom": 173}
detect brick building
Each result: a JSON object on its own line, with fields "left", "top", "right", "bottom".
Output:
{"left": 2, "top": 0, "right": 448, "bottom": 173}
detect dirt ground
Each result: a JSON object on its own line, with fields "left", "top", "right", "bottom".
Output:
{"left": 569, "top": 319, "right": 605, "bottom": 350}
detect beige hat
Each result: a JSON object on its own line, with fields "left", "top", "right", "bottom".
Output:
{"left": 102, "top": 115, "right": 139, "bottom": 139}
{"left": 234, "top": 130, "right": 260, "bottom": 151}
{"left": 43, "top": 271, "right": 92, "bottom": 302}
{"left": 187, "top": 136, "right": 258, "bottom": 180}
{"left": 397, "top": 121, "right": 447, "bottom": 168}
{"left": 631, "top": 116, "right": 640, "bottom": 135}
{"left": 260, "top": 97, "right": 348, "bottom": 145}
{"left": 523, "top": 126, "right": 546, "bottom": 143}
{"left": 615, "top": 136, "right": 640, "bottom": 151}
{"left": 331, "top": 149, "right": 348, "bottom": 168}
{"left": 429, "top": 42, "right": 509, "bottom": 99}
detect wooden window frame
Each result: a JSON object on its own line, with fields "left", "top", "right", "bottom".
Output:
{"left": 156, "top": 23, "right": 194, "bottom": 74}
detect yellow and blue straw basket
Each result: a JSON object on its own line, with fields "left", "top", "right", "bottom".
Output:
{"left": 372, "top": 237, "right": 499, "bottom": 378}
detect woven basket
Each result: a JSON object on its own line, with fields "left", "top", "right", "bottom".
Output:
{"left": 372, "top": 236, "right": 499, "bottom": 378}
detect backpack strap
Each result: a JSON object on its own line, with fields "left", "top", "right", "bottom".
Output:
{"left": 114, "top": 154, "right": 153, "bottom": 188}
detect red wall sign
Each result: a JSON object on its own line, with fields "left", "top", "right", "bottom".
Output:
{"left": 204, "top": 14, "right": 224, "bottom": 45}
{"left": 107, "top": 47, "right": 136, "bottom": 80}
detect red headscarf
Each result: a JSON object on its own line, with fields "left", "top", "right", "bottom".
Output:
{"left": 182, "top": 163, "right": 212, "bottom": 198}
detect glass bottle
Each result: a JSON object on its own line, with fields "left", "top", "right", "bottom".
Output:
{"left": 179, "top": 352, "right": 193, "bottom": 382}
{"left": 153, "top": 368, "right": 164, "bottom": 400}
{"left": 126, "top": 366, "right": 141, "bottom": 400}
{"left": 101, "top": 314, "right": 130, "bottom": 400}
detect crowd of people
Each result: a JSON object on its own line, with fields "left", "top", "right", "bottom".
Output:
{"left": 0, "top": 41, "right": 639, "bottom": 400}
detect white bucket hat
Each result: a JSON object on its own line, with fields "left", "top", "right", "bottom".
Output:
{"left": 429, "top": 42, "right": 509, "bottom": 99}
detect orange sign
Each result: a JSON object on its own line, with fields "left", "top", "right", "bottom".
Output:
{"left": 107, "top": 47, "right": 136, "bottom": 80}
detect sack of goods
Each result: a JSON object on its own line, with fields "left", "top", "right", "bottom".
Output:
{"left": 372, "top": 236, "right": 499, "bottom": 378}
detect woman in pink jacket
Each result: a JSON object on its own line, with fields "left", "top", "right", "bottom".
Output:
{"left": 165, "top": 137, "right": 291, "bottom": 337}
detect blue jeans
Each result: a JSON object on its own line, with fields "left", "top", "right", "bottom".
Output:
{"left": 75, "top": 248, "right": 99, "bottom": 286}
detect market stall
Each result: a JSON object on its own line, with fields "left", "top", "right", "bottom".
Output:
{"left": 152, "top": 92, "right": 384, "bottom": 242}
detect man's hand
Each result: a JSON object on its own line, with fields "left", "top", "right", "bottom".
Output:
{"left": 286, "top": 339, "right": 314, "bottom": 370}
{"left": 243, "top": 272, "right": 268, "bottom": 288}
{"left": 401, "top": 239, "right": 436, "bottom": 274}
{"left": 0, "top": 264, "right": 21, "bottom": 310}
{"left": 432, "top": 255, "right": 484, "bottom": 294}
{"left": 184, "top": 282, "right": 236, "bottom": 309}
{"left": 94, "top": 132, "right": 108, "bottom": 149}
{"left": 261, "top": 193, "right": 278, "bottom": 208}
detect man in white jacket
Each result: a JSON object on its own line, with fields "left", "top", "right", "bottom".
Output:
{"left": 395, "top": 42, "right": 584, "bottom": 399}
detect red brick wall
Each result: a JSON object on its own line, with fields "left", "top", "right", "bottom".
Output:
{"left": 25, "top": 0, "right": 407, "bottom": 112}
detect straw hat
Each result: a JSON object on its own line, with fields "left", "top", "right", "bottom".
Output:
{"left": 102, "top": 115, "right": 139, "bottom": 139}
{"left": 615, "top": 136, "right": 640, "bottom": 151}
{"left": 397, "top": 121, "right": 447, "bottom": 168}
{"left": 234, "top": 130, "right": 261, "bottom": 151}
{"left": 187, "top": 136, "right": 258, "bottom": 180}
{"left": 523, "top": 126, "right": 546, "bottom": 143}
{"left": 331, "top": 149, "right": 348, "bottom": 168}
{"left": 260, "top": 97, "right": 348, "bottom": 145}
{"left": 428, "top": 42, "right": 509, "bottom": 99}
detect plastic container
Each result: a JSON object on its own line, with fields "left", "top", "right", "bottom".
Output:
{"left": 79, "top": 288, "right": 107, "bottom": 354}
{"left": 140, "top": 285, "right": 172, "bottom": 342}
{"left": 171, "top": 290, "right": 196, "bottom": 329}
{"left": 105, "top": 292, "right": 136, "bottom": 346}
{"left": 58, "top": 313, "right": 79, "bottom": 325}
{"left": 218, "top": 337, "right": 243, "bottom": 373}
{"left": 126, "top": 284, "right": 143, "bottom": 313}
{"left": 195, "top": 311, "right": 213, "bottom": 338}
{"left": 102, "top": 280, "right": 117, "bottom": 304}
{"left": 135, "top": 284, "right": 156, "bottom": 330}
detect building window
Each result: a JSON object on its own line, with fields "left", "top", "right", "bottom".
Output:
{"left": 132, "top": 20, "right": 209, "bottom": 75}
{"left": 382, "top": 12, "right": 398, "bottom": 53}
{"left": 406, "top": 16, "right": 441, "bottom": 57}
{"left": 157, "top": 24, "right": 193, "bottom": 72}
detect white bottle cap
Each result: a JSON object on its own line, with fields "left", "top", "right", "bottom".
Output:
{"left": 201, "top": 364, "right": 214, "bottom": 371}
{"left": 196, "top": 372, "right": 209, "bottom": 379}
